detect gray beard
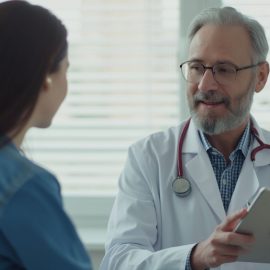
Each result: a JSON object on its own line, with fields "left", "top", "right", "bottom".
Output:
{"left": 189, "top": 85, "right": 255, "bottom": 135}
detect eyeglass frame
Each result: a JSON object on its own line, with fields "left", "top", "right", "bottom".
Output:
{"left": 179, "top": 60, "right": 263, "bottom": 85}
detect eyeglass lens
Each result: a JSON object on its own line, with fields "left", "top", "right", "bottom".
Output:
{"left": 181, "top": 62, "right": 237, "bottom": 85}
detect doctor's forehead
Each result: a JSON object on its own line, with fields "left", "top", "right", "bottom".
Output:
{"left": 188, "top": 24, "right": 253, "bottom": 64}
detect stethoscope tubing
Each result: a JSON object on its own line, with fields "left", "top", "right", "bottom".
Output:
{"left": 177, "top": 118, "right": 191, "bottom": 178}
{"left": 174, "top": 118, "right": 270, "bottom": 197}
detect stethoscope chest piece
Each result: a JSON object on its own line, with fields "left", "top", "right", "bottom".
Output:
{"left": 172, "top": 177, "right": 191, "bottom": 197}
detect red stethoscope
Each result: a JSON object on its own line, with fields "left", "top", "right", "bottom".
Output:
{"left": 172, "top": 118, "right": 270, "bottom": 197}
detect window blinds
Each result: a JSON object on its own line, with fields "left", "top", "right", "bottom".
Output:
{"left": 23, "top": 0, "right": 181, "bottom": 195}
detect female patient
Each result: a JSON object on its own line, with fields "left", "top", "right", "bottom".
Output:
{"left": 0, "top": 1, "right": 92, "bottom": 269}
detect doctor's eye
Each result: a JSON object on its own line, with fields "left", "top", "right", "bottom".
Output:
{"left": 214, "top": 64, "right": 236, "bottom": 75}
{"left": 188, "top": 62, "right": 204, "bottom": 74}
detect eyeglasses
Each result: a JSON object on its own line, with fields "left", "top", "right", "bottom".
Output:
{"left": 180, "top": 60, "right": 261, "bottom": 85}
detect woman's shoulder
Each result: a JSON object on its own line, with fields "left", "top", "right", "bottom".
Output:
{"left": 0, "top": 142, "right": 60, "bottom": 208}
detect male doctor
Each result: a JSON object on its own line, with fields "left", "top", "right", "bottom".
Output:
{"left": 100, "top": 6, "right": 270, "bottom": 270}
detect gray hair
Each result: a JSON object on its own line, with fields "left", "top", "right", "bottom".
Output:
{"left": 188, "top": 6, "right": 268, "bottom": 62}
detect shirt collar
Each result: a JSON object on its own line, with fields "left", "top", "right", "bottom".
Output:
{"left": 198, "top": 121, "right": 251, "bottom": 158}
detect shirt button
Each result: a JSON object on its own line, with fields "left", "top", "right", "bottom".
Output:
{"left": 222, "top": 179, "right": 227, "bottom": 185}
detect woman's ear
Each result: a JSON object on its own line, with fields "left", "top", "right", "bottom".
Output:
{"left": 255, "top": 61, "right": 269, "bottom": 93}
{"left": 42, "top": 76, "right": 52, "bottom": 92}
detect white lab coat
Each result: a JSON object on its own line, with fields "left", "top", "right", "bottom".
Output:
{"left": 100, "top": 118, "right": 270, "bottom": 270}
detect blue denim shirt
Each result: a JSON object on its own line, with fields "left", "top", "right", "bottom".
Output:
{"left": 0, "top": 140, "right": 92, "bottom": 270}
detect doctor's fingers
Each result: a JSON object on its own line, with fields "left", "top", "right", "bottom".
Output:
{"left": 213, "top": 230, "right": 255, "bottom": 248}
{"left": 193, "top": 239, "right": 244, "bottom": 269}
{"left": 201, "top": 237, "right": 251, "bottom": 268}
{"left": 218, "top": 208, "right": 248, "bottom": 232}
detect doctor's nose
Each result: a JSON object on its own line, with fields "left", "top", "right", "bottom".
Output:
{"left": 198, "top": 69, "right": 219, "bottom": 92}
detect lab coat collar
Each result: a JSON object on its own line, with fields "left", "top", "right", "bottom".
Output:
{"left": 181, "top": 118, "right": 201, "bottom": 154}
{"left": 182, "top": 118, "right": 226, "bottom": 221}
{"left": 182, "top": 116, "right": 270, "bottom": 167}
{"left": 180, "top": 116, "right": 270, "bottom": 221}
{"left": 250, "top": 116, "right": 270, "bottom": 167}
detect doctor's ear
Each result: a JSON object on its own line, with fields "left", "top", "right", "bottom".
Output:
{"left": 255, "top": 61, "right": 269, "bottom": 93}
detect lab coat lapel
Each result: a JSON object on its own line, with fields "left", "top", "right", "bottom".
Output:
{"left": 227, "top": 149, "right": 259, "bottom": 215}
{"left": 183, "top": 120, "right": 226, "bottom": 222}
{"left": 228, "top": 117, "right": 270, "bottom": 213}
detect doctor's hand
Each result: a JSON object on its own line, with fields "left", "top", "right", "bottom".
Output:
{"left": 190, "top": 208, "right": 255, "bottom": 270}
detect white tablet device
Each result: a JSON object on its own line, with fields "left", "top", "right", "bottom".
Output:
{"left": 234, "top": 187, "right": 270, "bottom": 263}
